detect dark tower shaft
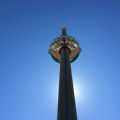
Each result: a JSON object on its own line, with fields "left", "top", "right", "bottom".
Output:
{"left": 57, "top": 45, "right": 77, "bottom": 120}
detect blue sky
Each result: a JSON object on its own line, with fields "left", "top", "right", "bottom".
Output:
{"left": 0, "top": 0, "right": 120, "bottom": 120}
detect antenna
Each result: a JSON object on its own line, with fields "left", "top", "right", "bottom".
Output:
{"left": 62, "top": 26, "right": 67, "bottom": 36}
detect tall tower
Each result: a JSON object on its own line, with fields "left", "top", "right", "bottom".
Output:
{"left": 49, "top": 27, "right": 81, "bottom": 120}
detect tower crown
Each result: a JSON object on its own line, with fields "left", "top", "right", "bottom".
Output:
{"left": 49, "top": 28, "right": 81, "bottom": 63}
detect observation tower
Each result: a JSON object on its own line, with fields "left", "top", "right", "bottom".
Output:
{"left": 49, "top": 27, "right": 81, "bottom": 120}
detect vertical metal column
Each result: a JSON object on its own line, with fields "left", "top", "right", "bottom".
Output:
{"left": 57, "top": 46, "right": 77, "bottom": 120}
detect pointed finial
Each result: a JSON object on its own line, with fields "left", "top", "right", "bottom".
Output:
{"left": 62, "top": 26, "right": 67, "bottom": 36}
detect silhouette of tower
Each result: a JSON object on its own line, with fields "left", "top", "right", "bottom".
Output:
{"left": 49, "top": 27, "right": 81, "bottom": 120}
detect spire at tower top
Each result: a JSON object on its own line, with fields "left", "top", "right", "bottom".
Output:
{"left": 62, "top": 26, "right": 67, "bottom": 36}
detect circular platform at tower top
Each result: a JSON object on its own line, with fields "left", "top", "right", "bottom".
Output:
{"left": 49, "top": 28, "right": 81, "bottom": 63}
